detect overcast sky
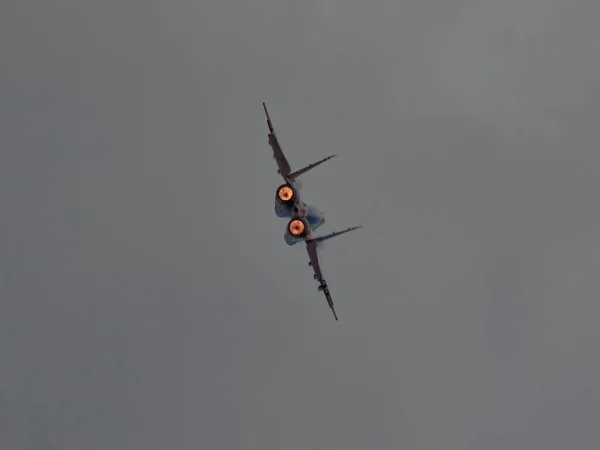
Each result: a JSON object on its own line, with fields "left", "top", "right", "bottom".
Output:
{"left": 2, "top": 0, "right": 600, "bottom": 449}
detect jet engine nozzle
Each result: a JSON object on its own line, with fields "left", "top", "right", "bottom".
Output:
{"left": 276, "top": 184, "right": 296, "bottom": 206}
{"left": 287, "top": 217, "right": 308, "bottom": 238}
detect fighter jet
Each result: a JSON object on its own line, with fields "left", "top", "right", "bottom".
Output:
{"left": 263, "top": 102, "right": 362, "bottom": 321}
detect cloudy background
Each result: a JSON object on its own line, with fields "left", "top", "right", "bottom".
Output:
{"left": 2, "top": 0, "right": 600, "bottom": 448}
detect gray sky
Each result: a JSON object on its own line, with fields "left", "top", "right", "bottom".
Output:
{"left": 2, "top": 0, "right": 600, "bottom": 448}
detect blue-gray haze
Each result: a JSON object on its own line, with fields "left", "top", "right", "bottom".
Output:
{"left": 2, "top": 0, "right": 600, "bottom": 449}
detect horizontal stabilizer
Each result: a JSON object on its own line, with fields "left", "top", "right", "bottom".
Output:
{"left": 308, "top": 225, "right": 362, "bottom": 244}
{"left": 288, "top": 154, "right": 337, "bottom": 181}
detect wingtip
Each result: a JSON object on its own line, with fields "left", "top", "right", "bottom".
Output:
{"left": 332, "top": 306, "right": 339, "bottom": 321}
{"left": 263, "top": 103, "right": 274, "bottom": 132}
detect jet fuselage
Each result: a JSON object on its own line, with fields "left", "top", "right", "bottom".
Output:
{"left": 274, "top": 183, "right": 325, "bottom": 245}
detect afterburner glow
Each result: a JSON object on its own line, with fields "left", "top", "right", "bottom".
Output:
{"left": 277, "top": 185, "right": 294, "bottom": 202}
{"left": 288, "top": 219, "right": 306, "bottom": 236}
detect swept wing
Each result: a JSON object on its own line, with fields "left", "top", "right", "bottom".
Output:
{"left": 263, "top": 102, "right": 291, "bottom": 178}
{"left": 263, "top": 102, "right": 337, "bottom": 181}
{"left": 306, "top": 226, "right": 363, "bottom": 320}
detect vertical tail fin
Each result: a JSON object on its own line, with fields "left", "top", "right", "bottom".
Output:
{"left": 288, "top": 154, "right": 337, "bottom": 181}
{"left": 308, "top": 226, "right": 362, "bottom": 244}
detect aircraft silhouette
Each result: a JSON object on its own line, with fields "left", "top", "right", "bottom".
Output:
{"left": 263, "top": 102, "right": 362, "bottom": 320}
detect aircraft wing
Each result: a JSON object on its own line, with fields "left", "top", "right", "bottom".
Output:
{"left": 306, "top": 240, "right": 339, "bottom": 321}
{"left": 305, "top": 226, "right": 362, "bottom": 321}
{"left": 263, "top": 102, "right": 292, "bottom": 178}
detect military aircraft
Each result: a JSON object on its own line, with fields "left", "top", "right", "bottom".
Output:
{"left": 263, "top": 102, "right": 362, "bottom": 320}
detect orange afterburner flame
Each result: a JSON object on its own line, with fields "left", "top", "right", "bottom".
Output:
{"left": 277, "top": 185, "right": 294, "bottom": 202}
{"left": 288, "top": 219, "right": 306, "bottom": 236}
